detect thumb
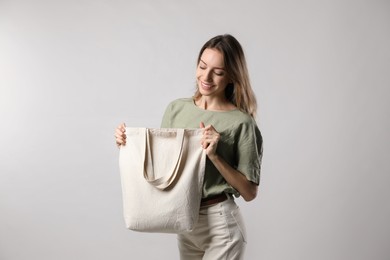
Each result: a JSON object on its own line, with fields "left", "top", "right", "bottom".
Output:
{"left": 200, "top": 122, "right": 205, "bottom": 128}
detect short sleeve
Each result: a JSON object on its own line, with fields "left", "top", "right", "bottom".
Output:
{"left": 235, "top": 120, "right": 263, "bottom": 185}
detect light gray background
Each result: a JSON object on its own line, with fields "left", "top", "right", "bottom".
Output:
{"left": 1, "top": 0, "right": 389, "bottom": 259}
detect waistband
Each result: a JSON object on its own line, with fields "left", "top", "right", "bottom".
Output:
{"left": 200, "top": 193, "right": 231, "bottom": 207}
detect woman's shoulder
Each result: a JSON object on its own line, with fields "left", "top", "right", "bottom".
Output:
{"left": 168, "top": 97, "right": 193, "bottom": 105}
{"left": 165, "top": 97, "right": 194, "bottom": 111}
{"left": 228, "top": 108, "right": 256, "bottom": 125}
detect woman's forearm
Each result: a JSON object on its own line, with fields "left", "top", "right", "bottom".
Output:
{"left": 208, "top": 154, "right": 258, "bottom": 202}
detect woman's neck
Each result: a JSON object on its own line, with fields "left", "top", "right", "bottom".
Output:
{"left": 195, "top": 96, "right": 236, "bottom": 111}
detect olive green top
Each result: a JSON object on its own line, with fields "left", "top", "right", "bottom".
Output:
{"left": 161, "top": 98, "right": 263, "bottom": 198}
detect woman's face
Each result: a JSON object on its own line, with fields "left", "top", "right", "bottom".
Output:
{"left": 196, "top": 48, "right": 230, "bottom": 99}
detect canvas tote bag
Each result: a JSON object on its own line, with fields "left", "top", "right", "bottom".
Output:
{"left": 119, "top": 127, "right": 206, "bottom": 233}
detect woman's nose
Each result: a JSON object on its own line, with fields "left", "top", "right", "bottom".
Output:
{"left": 203, "top": 69, "right": 213, "bottom": 82}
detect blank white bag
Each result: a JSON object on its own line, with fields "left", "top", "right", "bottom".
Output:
{"left": 119, "top": 128, "right": 206, "bottom": 233}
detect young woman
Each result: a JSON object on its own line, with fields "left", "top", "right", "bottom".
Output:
{"left": 115, "top": 34, "right": 263, "bottom": 260}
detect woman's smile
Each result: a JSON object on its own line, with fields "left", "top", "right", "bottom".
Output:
{"left": 200, "top": 80, "right": 214, "bottom": 90}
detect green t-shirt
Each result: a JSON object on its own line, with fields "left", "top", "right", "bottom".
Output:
{"left": 161, "top": 98, "right": 263, "bottom": 198}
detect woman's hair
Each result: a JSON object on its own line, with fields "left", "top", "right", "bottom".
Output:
{"left": 193, "top": 34, "right": 257, "bottom": 118}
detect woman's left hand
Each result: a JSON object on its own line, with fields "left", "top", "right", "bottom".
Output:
{"left": 200, "top": 122, "right": 220, "bottom": 159}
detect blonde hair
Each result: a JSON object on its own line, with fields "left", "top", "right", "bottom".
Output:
{"left": 193, "top": 34, "right": 257, "bottom": 118}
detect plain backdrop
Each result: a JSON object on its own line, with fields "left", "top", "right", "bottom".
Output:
{"left": 1, "top": 0, "right": 389, "bottom": 259}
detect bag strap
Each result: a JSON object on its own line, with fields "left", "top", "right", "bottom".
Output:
{"left": 142, "top": 128, "right": 185, "bottom": 190}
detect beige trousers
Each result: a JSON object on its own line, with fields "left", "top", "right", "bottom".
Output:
{"left": 177, "top": 196, "right": 247, "bottom": 260}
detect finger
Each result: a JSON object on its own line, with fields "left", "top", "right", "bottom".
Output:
{"left": 201, "top": 140, "right": 209, "bottom": 149}
{"left": 115, "top": 134, "right": 125, "bottom": 143}
{"left": 117, "top": 122, "right": 126, "bottom": 131}
{"left": 115, "top": 132, "right": 125, "bottom": 140}
{"left": 205, "top": 124, "right": 217, "bottom": 132}
{"left": 202, "top": 133, "right": 220, "bottom": 145}
{"left": 200, "top": 122, "right": 205, "bottom": 129}
{"left": 120, "top": 124, "right": 126, "bottom": 132}
{"left": 203, "top": 129, "right": 216, "bottom": 137}
{"left": 116, "top": 125, "right": 126, "bottom": 134}
{"left": 200, "top": 135, "right": 209, "bottom": 148}
{"left": 203, "top": 124, "right": 215, "bottom": 133}
{"left": 116, "top": 138, "right": 126, "bottom": 146}
{"left": 116, "top": 141, "right": 125, "bottom": 148}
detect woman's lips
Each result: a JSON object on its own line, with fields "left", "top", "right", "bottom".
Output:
{"left": 201, "top": 81, "right": 213, "bottom": 90}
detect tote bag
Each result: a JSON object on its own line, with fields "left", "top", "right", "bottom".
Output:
{"left": 119, "top": 127, "right": 206, "bottom": 233}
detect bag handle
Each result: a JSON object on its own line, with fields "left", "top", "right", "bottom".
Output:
{"left": 142, "top": 128, "right": 185, "bottom": 190}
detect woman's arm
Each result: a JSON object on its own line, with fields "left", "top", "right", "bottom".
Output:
{"left": 200, "top": 122, "right": 258, "bottom": 201}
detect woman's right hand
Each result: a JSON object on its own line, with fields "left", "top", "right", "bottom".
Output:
{"left": 115, "top": 123, "right": 126, "bottom": 148}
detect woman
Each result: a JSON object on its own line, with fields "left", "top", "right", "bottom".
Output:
{"left": 115, "top": 34, "right": 263, "bottom": 260}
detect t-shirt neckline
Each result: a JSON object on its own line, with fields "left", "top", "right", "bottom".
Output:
{"left": 191, "top": 98, "right": 239, "bottom": 113}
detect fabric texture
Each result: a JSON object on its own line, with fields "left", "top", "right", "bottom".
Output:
{"left": 161, "top": 98, "right": 263, "bottom": 199}
{"left": 177, "top": 195, "right": 247, "bottom": 260}
{"left": 119, "top": 127, "right": 206, "bottom": 233}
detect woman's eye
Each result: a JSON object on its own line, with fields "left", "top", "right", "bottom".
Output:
{"left": 214, "top": 71, "right": 224, "bottom": 76}
{"left": 199, "top": 66, "right": 206, "bottom": 70}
